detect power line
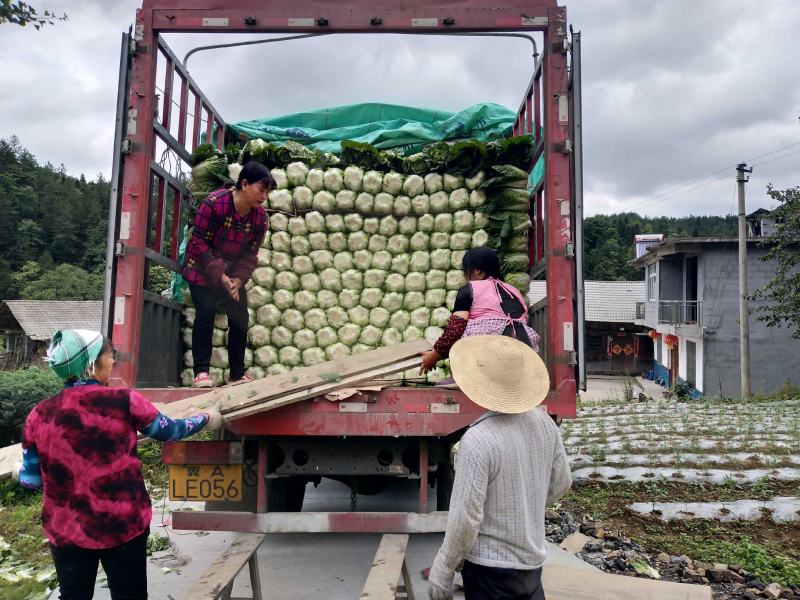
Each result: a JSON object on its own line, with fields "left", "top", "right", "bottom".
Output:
{"left": 619, "top": 140, "right": 800, "bottom": 213}
{"left": 751, "top": 148, "right": 800, "bottom": 168}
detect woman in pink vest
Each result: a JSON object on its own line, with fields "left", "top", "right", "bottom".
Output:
{"left": 420, "top": 247, "right": 540, "bottom": 374}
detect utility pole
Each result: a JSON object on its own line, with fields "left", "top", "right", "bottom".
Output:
{"left": 736, "top": 162, "right": 753, "bottom": 399}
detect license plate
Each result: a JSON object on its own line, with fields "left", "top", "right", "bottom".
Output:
{"left": 168, "top": 464, "right": 243, "bottom": 502}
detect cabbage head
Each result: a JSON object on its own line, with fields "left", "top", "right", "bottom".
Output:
{"left": 353, "top": 249, "right": 373, "bottom": 271}
{"left": 398, "top": 216, "right": 417, "bottom": 235}
{"left": 429, "top": 191, "right": 449, "bottom": 214}
{"left": 336, "top": 190, "right": 356, "bottom": 210}
{"left": 272, "top": 289, "right": 294, "bottom": 310}
{"left": 341, "top": 269, "right": 363, "bottom": 290}
{"left": 308, "top": 231, "right": 328, "bottom": 250}
{"left": 371, "top": 250, "right": 392, "bottom": 270}
{"left": 424, "top": 173, "right": 443, "bottom": 194}
{"left": 405, "top": 272, "right": 426, "bottom": 292}
{"left": 270, "top": 168, "right": 289, "bottom": 190}
{"left": 373, "top": 192, "right": 394, "bottom": 215}
{"left": 312, "top": 190, "right": 335, "bottom": 212}
{"left": 325, "top": 214, "right": 345, "bottom": 233}
{"left": 384, "top": 274, "right": 405, "bottom": 293}
{"left": 254, "top": 346, "right": 277, "bottom": 367}
{"left": 286, "top": 162, "right": 309, "bottom": 186}
{"left": 369, "top": 307, "right": 390, "bottom": 328}
{"left": 390, "top": 254, "right": 410, "bottom": 275}
{"left": 402, "top": 174, "right": 425, "bottom": 197}
{"left": 279, "top": 346, "right": 302, "bottom": 367}
{"left": 256, "top": 304, "right": 281, "bottom": 327}
{"left": 367, "top": 235, "right": 387, "bottom": 253}
{"left": 338, "top": 323, "right": 361, "bottom": 346}
{"left": 382, "top": 172, "right": 404, "bottom": 196}
{"left": 310, "top": 250, "right": 334, "bottom": 270}
{"left": 362, "top": 170, "right": 383, "bottom": 194}
{"left": 410, "top": 251, "right": 430, "bottom": 272}
{"left": 323, "top": 168, "right": 344, "bottom": 193}
{"left": 316, "top": 326, "right": 337, "bottom": 348}
{"left": 386, "top": 235, "right": 408, "bottom": 255}
{"left": 320, "top": 268, "right": 342, "bottom": 292}
{"left": 316, "top": 289, "right": 338, "bottom": 309}
{"left": 302, "top": 348, "right": 327, "bottom": 367}
{"left": 326, "top": 342, "right": 351, "bottom": 361}
{"left": 292, "top": 187, "right": 313, "bottom": 210}
{"left": 271, "top": 326, "right": 293, "bottom": 348}
{"left": 280, "top": 309, "right": 304, "bottom": 332}
{"left": 359, "top": 325, "right": 382, "bottom": 347}
{"left": 328, "top": 232, "right": 348, "bottom": 252}
{"left": 290, "top": 236, "right": 310, "bottom": 256}
{"left": 248, "top": 325, "right": 271, "bottom": 347}
{"left": 389, "top": 310, "right": 411, "bottom": 330}
{"left": 305, "top": 211, "right": 325, "bottom": 233}
{"left": 348, "top": 231, "right": 369, "bottom": 252}
{"left": 347, "top": 305, "right": 370, "bottom": 326}
{"left": 360, "top": 287, "right": 383, "bottom": 309}
{"left": 355, "top": 192, "right": 374, "bottom": 214}
{"left": 379, "top": 216, "right": 398, "bottom": 236}
{"left": 304, "top": 308, "right": 328, "bottom": 331}
{"left": 293, "top": 329, "right": 317, "bottom": 351}
{"left": 364, "top": 269, "right": 387, "bottom": 288}
{"left": 294, "top": 289, "right": 318, "bottom": 311}
{"left": 291, "top": 256, "right": 314, "bottom": 275}
{"left": 344, "top": 166, "right": 364, "bottom": 192}
{"left": 393, "top": 195, "right": 412, "bottom": 216}
{"left": 403, "top": 291, "right": 425, "bottom": 311}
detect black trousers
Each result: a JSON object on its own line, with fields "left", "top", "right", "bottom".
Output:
{"left": 190, "top": 283, "right": 249, "bottom": 380}
{"left": 50, "top": 528, "right": 149, "bottom": 600}
{"left": 461, "top": 561, "right": 545, "bottom": 600}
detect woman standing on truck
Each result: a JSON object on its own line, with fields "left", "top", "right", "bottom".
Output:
{"left": 420, "top": 247, "right": 540, "bottom": 375}
{"left": 183, "top": 161, "right": 275, "bottom": 387}
{"left": 14, "top": 329, "right": 224, "bottom": 599}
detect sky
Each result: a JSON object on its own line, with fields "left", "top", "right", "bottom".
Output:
{"left": 0, "top": 0, "right": 798, "bottom": 218}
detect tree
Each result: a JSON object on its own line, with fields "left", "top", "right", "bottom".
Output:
{"left": 20, "top": 263, "right": 103, "bottom": 300}
{"left": 751, "top": 186, "right": 800, "bottom": 338}
{"left": 0, "top": 1, "right": 66, "bottom": 29}
{"left": 9, "top": 260, "right": 42, "bottom": 298}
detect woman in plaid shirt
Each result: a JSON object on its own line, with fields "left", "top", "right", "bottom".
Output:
{"left": 183, "top": 161, "right": 275, "bottom": 387}
{"left": 420, "top": 247, "right": 540, "bottom": 375}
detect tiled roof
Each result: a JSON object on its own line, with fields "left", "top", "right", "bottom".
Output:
{"left": 528, "top": 280, "right": 644, "bottom": 324}
{"left": 0, "top": 300, "right": 103, "bottom": 341}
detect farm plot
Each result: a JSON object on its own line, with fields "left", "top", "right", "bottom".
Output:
{"left": 555, "top": 397, "right": 800, "bottom": 595}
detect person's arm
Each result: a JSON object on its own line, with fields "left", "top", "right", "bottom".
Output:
{"left": 428, "top": 434, "right": 490, "bottom": 598}
{"left": 546, "top": 426, "right": 572, "bottom": 506}
{"left": 229, "top": 214, "right": 267, "bottom": 286}
{"left": 420, "top": 285, "right": 471, "bottom": 374}
{"left": 18, "top": 415, "right": 42, "bottom": 491}
{"left": 129, "top": 390, "right": 224, "bottom": 441}
{"left": 17, "top": 446, "right": 42, "bottom": 491}
{"left": 188, "top": 197, "right": 226, "bottom": 287}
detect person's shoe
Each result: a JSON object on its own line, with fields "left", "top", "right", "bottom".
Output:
{"left": 228, "top": 373, "right": 254, "bottom": 386}
{"left": 192, "top": 372, "right": 213, "bottom": 388}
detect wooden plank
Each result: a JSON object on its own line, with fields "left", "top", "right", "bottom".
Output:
{"left": 543, "top": 564, "right": 712, "bottom": 600}
{"left": 172, "top": 511, "right": 449, "bottom": 534}
{"left": 0, "top": 343, "right": 429, "bottom": 479}
{"left": 153, "top": 340, "right": 430, "bottom": 420}
{"left": 0, "top": 444, "right": 19, "bottom": 480}
{"left": 360, "top": 534, "right": 410, "bottom": 600}
{"left": 182, "top": 533, "right": 265, "bottom": 600}
{"left": 223, "top": 356, "right": 421, "bottom": 421}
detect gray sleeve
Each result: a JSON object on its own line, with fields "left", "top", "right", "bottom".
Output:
{"left": 433, "top": 433, "right": 491, "bottom": 576}
{"left": 546, "top": 427, "right": 572, "bottom": 506}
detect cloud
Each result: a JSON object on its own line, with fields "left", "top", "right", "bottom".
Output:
{"left": 0, "top": 0, "right": 796, "bottom": 218}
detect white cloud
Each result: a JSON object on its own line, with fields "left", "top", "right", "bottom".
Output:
{"left": 0, "top": 0, "right": 796, "bottom": 217}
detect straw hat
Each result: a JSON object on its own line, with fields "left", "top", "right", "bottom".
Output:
{"left": 450, "top": 335, "right": 549, "bottom": 414}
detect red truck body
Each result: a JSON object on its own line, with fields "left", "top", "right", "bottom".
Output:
{"left": 103, "top": 0, "right": 584, "bottom": 528}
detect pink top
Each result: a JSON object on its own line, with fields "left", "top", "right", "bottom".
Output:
{"left": 22, "top": 386, "right": 159, "bottom": 549}
{"left": 468, "top": 278, "right": 529, "bottom": 324}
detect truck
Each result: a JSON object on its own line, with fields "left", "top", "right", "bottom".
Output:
{"left": 102, "top": 0, "right": 584, "bottom": 533}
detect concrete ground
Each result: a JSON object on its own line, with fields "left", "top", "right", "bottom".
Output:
{"left": 52, "top": 479, "right": 596, "bottom": 600}
{"left": 579, "top": 375, "right": 665, "bottom": 403}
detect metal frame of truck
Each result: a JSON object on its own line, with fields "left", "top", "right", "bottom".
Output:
{"left": 102, "top": 0, "right": 584, "bottom": 530}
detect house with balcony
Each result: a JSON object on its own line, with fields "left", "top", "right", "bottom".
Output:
{"left": 632, "top": 235, "right": 800, "bottom": 398}
{"left": 530, "top": 280, "right": 651, "bottom": 375}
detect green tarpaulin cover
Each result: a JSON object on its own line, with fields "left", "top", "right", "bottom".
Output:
{"left": 229, "top": 102, "right": 516, "bottom": 154}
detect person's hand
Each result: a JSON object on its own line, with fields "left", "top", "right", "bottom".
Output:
{"left": 419, "top": 349, "right": 441, "bottom": 375}
{"left": 221, "top": 274, "right": 239, "bottom": 301}
{"left": 203, "top": 405, "right": 225, "bottom": 431}
{"left": 427, "top": 557, "right": 454, "bottom": 600}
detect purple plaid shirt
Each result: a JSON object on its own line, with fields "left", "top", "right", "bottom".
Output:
{"left": 182, "top": 188, "right": 267, "bottom": 288}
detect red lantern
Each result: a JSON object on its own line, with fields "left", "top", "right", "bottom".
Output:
{"left": 664, "top": 334, "right": 679, "bottom": 348}
{"left": 647, "top": 329, "right": 661, "bottom": 340}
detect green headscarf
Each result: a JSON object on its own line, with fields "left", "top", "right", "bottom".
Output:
{"left": 46, "top": 329, "right": 105, "bottom": 381}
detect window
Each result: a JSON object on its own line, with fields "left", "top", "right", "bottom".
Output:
{"left": 686, "top": 340, "right": 696, "bottom": 388}
{"left": 647, "top": 263, "right": 658, "bottom": 301}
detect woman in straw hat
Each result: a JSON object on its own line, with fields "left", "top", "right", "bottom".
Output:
{"left": 427, "top": 335, "right": 572, "bottom": 600}
{"left": 14, "top": 329, "right": 224, "bottom": 599}
{"left": 420, "top": 247, "right": 540, "bottom": 376}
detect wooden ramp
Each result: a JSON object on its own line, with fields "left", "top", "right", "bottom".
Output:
{"left": 0, "top": 340, "right": 429, "bottom": 479}
{"left": 543, "top": 565, "right": 712, "bottom": 600}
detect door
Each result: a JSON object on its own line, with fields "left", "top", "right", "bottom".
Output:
{"left": 669, "top": 344, "right": 680, "bottom": 386}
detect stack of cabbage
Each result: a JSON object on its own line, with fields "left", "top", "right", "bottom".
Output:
{"left": 181, "top": 137, "right": 534, "bottom": 385}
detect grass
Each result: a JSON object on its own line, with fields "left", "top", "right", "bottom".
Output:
{"left": 0, "top": 481, "right": 52, "bottom": 599}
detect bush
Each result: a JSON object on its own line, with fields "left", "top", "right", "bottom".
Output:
{"left": 0, "top": 367, "right": 61, "bottom": 446}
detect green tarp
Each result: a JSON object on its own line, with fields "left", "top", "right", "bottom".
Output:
{"left": 229, "top": 102, "right": 516, "bottom": 154}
